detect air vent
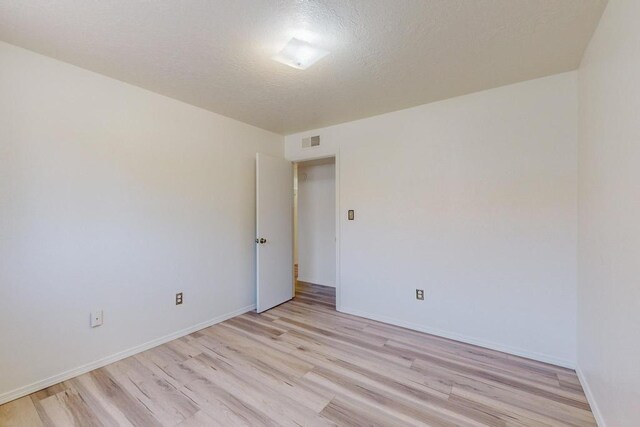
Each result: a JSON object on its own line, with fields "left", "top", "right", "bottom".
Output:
{"left": 302, "top": 135, "right": 320, "bottom": 148}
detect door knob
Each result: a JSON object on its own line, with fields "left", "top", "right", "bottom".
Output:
{"left": 255, "top": 238, "right": 267, "bottom": 244}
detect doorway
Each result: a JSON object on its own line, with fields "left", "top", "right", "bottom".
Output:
{"left": 293, "top": 157, "right": 337, "bottom": 309}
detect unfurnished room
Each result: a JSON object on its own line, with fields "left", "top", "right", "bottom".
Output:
{"left": 0, "top": 1, "right": 638, "bottom": 426}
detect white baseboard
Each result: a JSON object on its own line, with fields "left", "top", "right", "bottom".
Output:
{"left": 297, "top": 277, "right": 336, "bottom": 288}
{"left": 339, "top": 306, "right": 575, "bottom": 369}
{"left": 576, "top": 367, "right": 606, "bottom": 427}
{"left": 0, "top": 304, "right": 255, "bottom": 406}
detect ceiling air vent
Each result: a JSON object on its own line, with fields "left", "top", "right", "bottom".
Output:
{"left": 302, "top": 135, "right": 320, "bottom": 148}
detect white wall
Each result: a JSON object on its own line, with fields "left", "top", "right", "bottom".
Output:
{"left": 286, "top": 72, "right": 578, "bottom": 366}
{"left": 577, "top": 0, "right": 640, "bottom": 425}
{"left": 297, "top": 159, "right": 336, "bottom": 287}
{"left": 0, "top": 41, "right": 283, "bottom": 403}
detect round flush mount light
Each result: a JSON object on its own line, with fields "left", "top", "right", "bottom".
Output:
{"left": 272, "top": 38, "right": 329, "bottom": 70}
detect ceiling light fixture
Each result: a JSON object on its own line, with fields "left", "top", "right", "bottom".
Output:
{"left": 272, "top": 38, "right": 329, "bottom": 70}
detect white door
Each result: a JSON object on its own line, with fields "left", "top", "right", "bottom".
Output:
{"left": 256, "top": 153, "right": 293, "bottom": 313}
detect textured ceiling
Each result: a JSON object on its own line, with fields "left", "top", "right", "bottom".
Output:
{"left": 0, "top": 1, "right": 607, "bottom": 134}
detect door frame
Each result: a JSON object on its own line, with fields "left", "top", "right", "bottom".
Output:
{"left": 292, "top": 153, "right": 341, "bottom": 311}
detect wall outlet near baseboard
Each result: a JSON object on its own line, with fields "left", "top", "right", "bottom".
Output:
{"left": 90, "top": 310, "right": 103, "bottom": 327}
{"left": 176, "top": 292, "right": 183, "bottom": 305}
{"left": 416, "top": 289, "right": 424, "bottom": 300}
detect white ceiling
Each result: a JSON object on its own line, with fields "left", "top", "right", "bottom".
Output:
{"left": 0, "top": 1, "right": 607, "bottom": 134}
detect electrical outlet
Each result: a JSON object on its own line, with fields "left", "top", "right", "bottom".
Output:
{"left": 416, "top": 289, "right": 424, "bottom": 300}
{"left": 176, "top": 292, "right": 183, "bottom": 305}
{"left": 90, "top": 310, "right": 103, "bottom": 328}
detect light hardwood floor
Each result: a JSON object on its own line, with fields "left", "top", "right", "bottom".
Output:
{"left": 0, "top": 282, "right": 595, "bottom": 426}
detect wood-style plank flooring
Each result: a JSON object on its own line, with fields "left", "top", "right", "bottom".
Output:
{"left": 0, "top": 282, "right": 595, "bottom": 426}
